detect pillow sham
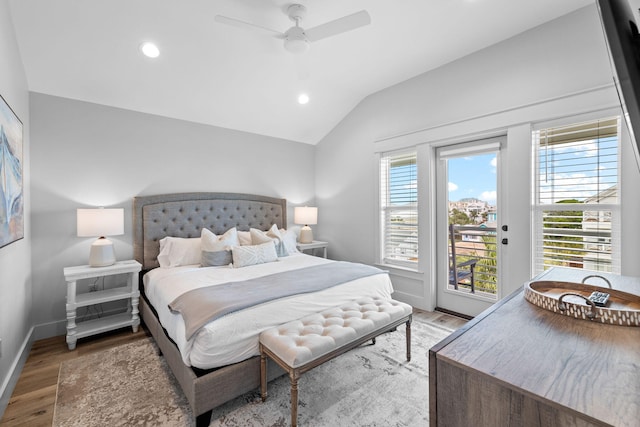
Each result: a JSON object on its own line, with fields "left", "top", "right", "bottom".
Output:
{"left": 157, "top": 236, "right": 202, "bottom": 268}
{"left": 250, "top": 227, "right": 274, "bottom": 244}
{"left": 232, "top": 241, "right": 278, "bottom": 268}
{"left": 251, "top": 225, "right": 288, "bottom": 257}
{"left": 280, "top": 227, "right": 300, "bottom": 255}
{"left": 238, "top": 230, "right": 252, "bottom": 246}
{"left": 201, "top": 228, "right": 239, "bottom": 267}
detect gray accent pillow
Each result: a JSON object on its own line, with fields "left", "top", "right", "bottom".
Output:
{"left": 202, "top": 250, "right": 233, "bottom": 267}
{"left": 274, "top": 241, "right": 288, "bottom": 257}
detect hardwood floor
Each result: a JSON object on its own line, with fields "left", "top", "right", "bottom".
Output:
{"left": 413, "top": 307, "right": 468, "bottom": 330}
{"left": 0, "top": 310, "right": 466, "bottom": 427}
{"left": 0, "top": 327, "right": 149, "bottom": 427}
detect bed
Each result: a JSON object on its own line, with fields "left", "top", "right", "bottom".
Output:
{"left": 133, "top": 192, "right": 394, "bottom": 426}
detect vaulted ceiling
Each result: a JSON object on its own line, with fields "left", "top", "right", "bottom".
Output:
{"left": 9, "top": 0, "right": 595, "bottom": 144}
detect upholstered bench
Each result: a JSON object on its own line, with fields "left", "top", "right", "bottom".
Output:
{"left": 259, "top": 297, "right": 413, "bottom": 427}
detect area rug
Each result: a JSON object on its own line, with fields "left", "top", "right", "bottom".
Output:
{"left": 53, "top": 317, "right": 455, "bottom": 426}
{"left": 53, "top": 338, "right": 193, "bottom": 426}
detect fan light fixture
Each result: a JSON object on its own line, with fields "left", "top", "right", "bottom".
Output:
{"left": 284, "top": 27, "right": 309, "bottom": 54}
{"left": 214, "top": 4, "right": 371, "bottom": 57}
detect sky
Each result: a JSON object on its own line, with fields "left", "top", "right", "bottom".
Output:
{"left": 537, "top": 137, "right": 617, "bottom": 203}
{"left": 448, "top": 153, "right": 497, "bottom": 204}
{"left": 392, "top": 134, "right": 617, "bottom": 208}
{"left": 447, "top": 135, "right": 618, "bottom": 205}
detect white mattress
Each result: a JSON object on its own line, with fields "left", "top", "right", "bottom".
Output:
{"left": 143, "top": 253, "right": 394, "bottom": 369}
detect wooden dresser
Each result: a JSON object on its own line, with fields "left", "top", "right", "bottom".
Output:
{"left": 429, "top": 267, "right": 640, "bottom": 427}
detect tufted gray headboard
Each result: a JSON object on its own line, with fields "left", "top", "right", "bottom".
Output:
{"left": 133, "top": 192, "right": 287, "bottom": 270}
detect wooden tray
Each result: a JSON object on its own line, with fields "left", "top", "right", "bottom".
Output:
{"left": 524, "top": 280, "right": 640, "bottom": 326}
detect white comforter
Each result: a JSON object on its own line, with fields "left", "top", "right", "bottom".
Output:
{"left": 143, "top": 253, "right": 394, "bottom": 369}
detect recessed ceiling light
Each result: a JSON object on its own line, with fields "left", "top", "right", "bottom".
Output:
{"left": 140, "top": 42, "right": 160, "bottom": 58}
{"left": 298, "top": 93, "right": 310, "bottom": 105}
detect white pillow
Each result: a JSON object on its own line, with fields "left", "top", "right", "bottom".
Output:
{"left": 201, "top": 228, "right": 239, "bottom": 267}
{"left": 232, "top": 241, "right": 278, "bottom": 268}
{"left": 252, "top": 224, "right": 288, "bottom": 257}
{"left": 201, "top": 227, "right": 239, "bottom": 251}
{"left": 265, "top": 224, "right": 283, "bottom": 241}
{"left": 280, "top": 227, "right": 299, "bottom": 254}
{"left": 250, "top": 227, "right": 275, "bottom": 245}
{"left": 157, "top": 236, "right": 202, "bottom": 268}
{"left": 238, "top": 230, "right": 252, "bottom": 246}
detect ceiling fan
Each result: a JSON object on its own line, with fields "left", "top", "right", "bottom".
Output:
{"left": 214, "top": 4, "right": 371, "bottom": 54}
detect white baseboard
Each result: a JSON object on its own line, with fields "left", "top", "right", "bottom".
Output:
{"left": 391, "top": 291, "right": 431, "bottom": 311}
{"left": 0, "top": 326, "right": 34, "bottom": 420}
{"left": 33, "top": 318, "right": 66, "bottom": 341}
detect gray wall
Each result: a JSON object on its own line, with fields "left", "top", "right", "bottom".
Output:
{"left": 315, "top": 5, "right": 640, "bottom": 310}
{"left": 29, "top": 93, "right": 315, "bottom": 337}
{"left": 0, "top": 0, "right": 31, "bottom": 413}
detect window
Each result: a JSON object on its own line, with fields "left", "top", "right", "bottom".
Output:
{"left": 380, "top": 150, "right": 418, "bottom": 268}
{"left": 532, "top": 117, "right": 620, "bottom": 274}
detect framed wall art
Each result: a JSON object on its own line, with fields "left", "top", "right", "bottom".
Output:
{"left": 0, "top": 93, "right": 23, "bottom": 248}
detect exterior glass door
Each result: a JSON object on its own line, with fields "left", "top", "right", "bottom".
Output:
{"left": 436, "top": 139, "right": 503, "bottom": 316}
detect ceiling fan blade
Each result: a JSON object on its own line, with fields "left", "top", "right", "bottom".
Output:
{"left": 305, "top": 10, "right": 371, "bottom": 43}
{"left": 214, "top": 15, "right": 284, "bottom": 39}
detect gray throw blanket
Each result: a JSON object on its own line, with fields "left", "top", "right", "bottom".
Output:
{"left": 168, "top": 262, "right": 385, "bottom": 340}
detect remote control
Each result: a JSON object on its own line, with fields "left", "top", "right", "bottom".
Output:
{"left": 588, "top": 291, "right": 610, "bottom": 307}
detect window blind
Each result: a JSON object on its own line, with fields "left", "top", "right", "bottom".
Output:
{"left": 532, "top": 117, "right": 620, "bottom": 274}
{"left": 380, "top": 150, "right": 418, "bottom": 267}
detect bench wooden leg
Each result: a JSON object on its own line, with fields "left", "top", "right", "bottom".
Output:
{"left": 260, "top": 346, "right": 267, "bottom": 402}
{"left": 290, "top": 370, "right": 300, "bottom": 427}
{"left": 406, "top": 315, "right": 412, "bottom": 361}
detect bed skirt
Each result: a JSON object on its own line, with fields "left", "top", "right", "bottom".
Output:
{"left": 140, "top": 295, "right": 286, "bottom": 418}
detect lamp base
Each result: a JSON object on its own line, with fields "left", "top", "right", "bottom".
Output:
{"left": 299, "top": 225, "right": 314, "bottom": 244}
{"left": 89, "top": 237, "right": 116, "bottom": 267}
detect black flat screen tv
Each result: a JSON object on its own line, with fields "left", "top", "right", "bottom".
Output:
{"left": 597, "top": 0, "right": 640, "bottom": 168}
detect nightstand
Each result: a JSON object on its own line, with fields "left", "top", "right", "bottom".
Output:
{"left": 63, "top": 260, "right": 141, "bottom": 350}
{"left": 297, "top": 240, "right": 328, "bottom": 258}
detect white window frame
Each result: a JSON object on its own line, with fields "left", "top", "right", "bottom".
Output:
{"left": 379, "top": 149, "right": 418, "bottom": 270}
{"left": 532, "top": 114, "right": 621, "bottom": 275}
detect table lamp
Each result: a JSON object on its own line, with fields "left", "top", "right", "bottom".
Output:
{"left": 77, "top": 208, "right": 124, "bottom": 267}
{"left": 294, "top": 206, "right": 317, "bottom": 244}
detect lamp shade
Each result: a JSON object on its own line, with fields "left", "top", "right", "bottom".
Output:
{"left": 77, "top": 208, "right": 124, "bottom": 267}
{"left": 77, "top": 208, "right": 124, "bottom": 237}
{"left": 294, "top": 206, "right": 317, "bottom": 244}
{"left": 294, "top": 206, "right": 318, "bottom": 225}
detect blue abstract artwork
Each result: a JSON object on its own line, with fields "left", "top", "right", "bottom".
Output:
{"left": 0, "top": 94, "right": 23, "bottom": 248}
